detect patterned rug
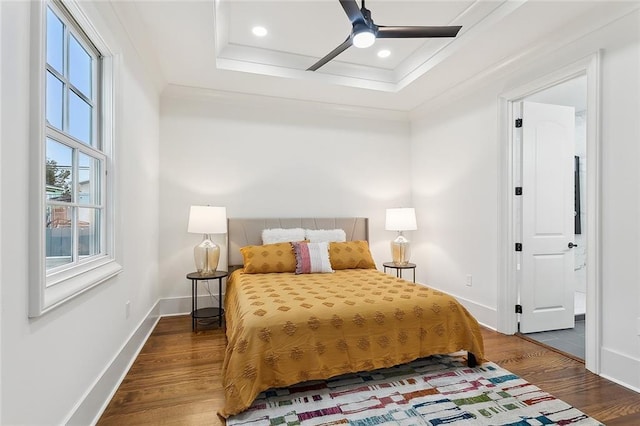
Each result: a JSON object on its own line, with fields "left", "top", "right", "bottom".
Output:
{"left": 226, "top": 354, "right": 603, "bottom": 426}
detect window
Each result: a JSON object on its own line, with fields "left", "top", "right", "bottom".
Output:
{"left": 30, "top": 0, "right": 121, "bottom": 316}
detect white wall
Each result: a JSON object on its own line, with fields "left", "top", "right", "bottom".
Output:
{"left": 159, "top": 87, "right": 412, "bottom": 306}
{"left": 0, "top": 2, "right": 161, "bottom": 424}
{"left": 410, "top": 87, "right": 500, "bottom": 328}
{"left": 410, "top": 10, "right": 640, "bottom": 390}
{"left": 1, "top": 2, "right": 637, "bottom": 423}
{"left": 598, "top": 34, "right": 640, "bottom": 389}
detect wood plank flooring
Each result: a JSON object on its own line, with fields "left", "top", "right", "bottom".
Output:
{"left": 97, "top": 316, "right": 640, "bottom": 425}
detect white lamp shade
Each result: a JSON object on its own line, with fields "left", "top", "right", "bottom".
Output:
{"left": 385, "top": 208, "right": 417, "bottom": 231}
{"left": 187, "top": 206, "right": 227, "bottom": 234}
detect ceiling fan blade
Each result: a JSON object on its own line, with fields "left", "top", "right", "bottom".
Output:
{"left": 339, "top": 0, "right": 365, "bottom": 25}
{"left": 307, "top": 36, "right": 353, "bottom": 71}
{"left": 377, "top": 25, "right": 462, "bottom": 38}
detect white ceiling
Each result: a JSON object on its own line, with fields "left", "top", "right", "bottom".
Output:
{"left": 115, "top": 0, "right": 640, "bottom": 111}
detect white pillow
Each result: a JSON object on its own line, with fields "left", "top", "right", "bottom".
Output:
{"left": 262, "top": 228, "right": 305, "bottom": 244}
{"left": 305, "top": 228, "right": 347, "bottom": 243}
{"left": 292, "top": 242, "right": 334, "bottom": 274}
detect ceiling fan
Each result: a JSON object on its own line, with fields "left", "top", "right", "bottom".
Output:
{"left": 308, "top": 0, "right": 462, "bottom": 71}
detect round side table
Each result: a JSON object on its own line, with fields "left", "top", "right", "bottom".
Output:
{"left": 186, "top": 270, "right": 228, "bottom": 331}
{"left": 383, "top": 262, "right": 416, "bottom": 282}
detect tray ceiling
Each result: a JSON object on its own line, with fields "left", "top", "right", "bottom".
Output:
{"left": 120, "top": 0, "right": 640, "bottom": 110}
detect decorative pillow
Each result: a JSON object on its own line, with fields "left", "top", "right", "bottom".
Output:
{"left": 329, "top": 241, "right": 376, "bottom": 270}
{"left": 240, "top": 242, "right": 297, "bottom": 274}
{"left": 292, "top": 241, "right": 334, "bottom": 274}
{"left": 261, "top": 228, "right": 305, "bottom": 244}
{"left": 305, "top": 228, "right": 347, "bottom": 243}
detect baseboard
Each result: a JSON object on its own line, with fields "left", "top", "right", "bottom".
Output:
{"left": 600, "top": 347, "right": 640, "bottom": 393}
{"left": 449, "top": 294, "right": 498, "bottom": 331}
{"left": 65, "top": 295, "right": 218, "bottom": 425}
{"left": 64, "top": 301, "right": 161, "bottom": 426}
{"left": 158, "top": 295, "right": 191, "bottom": 316}
{"left": 158, "top": 294, "right": 221, "bottom": 317}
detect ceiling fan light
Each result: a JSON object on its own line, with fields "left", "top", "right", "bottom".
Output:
{"left": 353, "top": 29, "right": 376, "bottom": 48}
{"left": 252, "top": 26, "right": 267, "bottom": 37}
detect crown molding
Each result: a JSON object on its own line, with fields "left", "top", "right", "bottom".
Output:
{"left": 162, "top": 84, "right": 410, "bottom": 123}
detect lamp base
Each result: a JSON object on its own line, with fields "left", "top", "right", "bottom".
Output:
{"left": 194, "top": 234, "right": 220, "bottom": 274}
{"left": 390, "top": 232, "right": 411, "bottom": 266}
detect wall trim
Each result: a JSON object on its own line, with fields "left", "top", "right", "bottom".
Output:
{"left": 64, "top": 301, "right": 161, "bottom": 426}
{"left": 162, "top": 84, "right": 410, "bottom": 123}
{"left": 158, "top": 295, "right": 218, "bottom": 318}
{"left": 105, "top": 1, "right": 166, "bottom": 92}
{"left": 450, "top": 293, "right": 498, "bottom": 332}
{"left": 600, "top": 347, "right": 640, "bottom": 393}
{"left": 65, "top": 295, "right": 211, "bottom": 425}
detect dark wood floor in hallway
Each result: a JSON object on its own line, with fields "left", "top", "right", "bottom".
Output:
{"left": 97, "top": 316, "right": 640, "bottom": 425}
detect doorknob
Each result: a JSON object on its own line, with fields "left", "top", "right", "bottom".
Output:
{"left": 568, "top": 242, "right": 578, "bottom": 248}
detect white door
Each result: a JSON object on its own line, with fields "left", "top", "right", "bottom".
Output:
{"left": 519, "top": 101, "right": 576, "bottom": 334}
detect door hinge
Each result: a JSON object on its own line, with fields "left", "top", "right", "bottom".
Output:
{"left": 515, "top": 118, "right": 523, "bottom": 128}
{"left": 515, "top": 304, "right": 523, "bottom": 314}
{"left": 515, "top": 187, "right": 523, "bottom": 196}
{"left": 515, "top": 243, "right": 522, "bottom": 252}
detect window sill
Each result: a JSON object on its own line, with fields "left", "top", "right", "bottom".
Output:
{"left": 30, "top": 258, "right": 123, "bottom": 317}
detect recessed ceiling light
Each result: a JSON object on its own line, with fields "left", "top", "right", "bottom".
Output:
{"left": 252, "top": 26, "right": 267, "bottom": 37}
{"left": 377, "top": 49, "right": 391, "bottom": 58}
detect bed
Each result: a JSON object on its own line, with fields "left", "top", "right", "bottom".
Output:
{"left": 220, "top": 218, "right": 485, "bottom": 418}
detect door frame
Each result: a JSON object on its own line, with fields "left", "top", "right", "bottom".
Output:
{"left": 497, "top": 52, "right": 602, "bottom": 373}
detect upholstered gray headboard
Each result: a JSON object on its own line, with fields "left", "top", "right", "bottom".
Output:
{"left": 227, "top": 217, "right": 368, "bottom": 267}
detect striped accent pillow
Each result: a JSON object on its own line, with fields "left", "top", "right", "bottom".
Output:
{"left": 292, "top": 242, "right": 334, "bottom": 274}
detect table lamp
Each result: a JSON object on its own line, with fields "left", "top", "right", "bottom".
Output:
{"left": 187, "top": 206, "right": 227, "bottom": 274}
{"left": 385, "top": 207, "right": 417, "bottom": 266}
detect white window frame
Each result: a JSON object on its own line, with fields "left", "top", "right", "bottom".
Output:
{"left": 29, "top": 0, "right": 121, "bottom": 317}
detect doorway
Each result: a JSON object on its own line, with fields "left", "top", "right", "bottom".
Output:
{"left": 516, "top": 78, "right": 587, "bottom": 358}
{"left": 497, "top": 53, "right": 601, "bottom": 374}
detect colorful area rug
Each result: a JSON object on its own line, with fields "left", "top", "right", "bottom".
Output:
{"left": 226, "top": 354, "right": 603, "bottom": 425}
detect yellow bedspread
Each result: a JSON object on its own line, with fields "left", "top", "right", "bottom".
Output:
{"left": 220, "top": 268, "right": 485, "bottom": 417}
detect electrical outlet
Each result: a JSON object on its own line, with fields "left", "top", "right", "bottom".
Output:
{"left": 465, "top": 274, "right": 472, "bottom": 287}
{"left": 125, "top": 300, "right": 131, "bottom": 319}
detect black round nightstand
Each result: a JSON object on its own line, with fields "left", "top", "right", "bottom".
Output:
{"left": 186, "top": 270, "right": 228, "bottom": 331}
{"left": 383, "top": 262, "right": 416, "bottom": 282}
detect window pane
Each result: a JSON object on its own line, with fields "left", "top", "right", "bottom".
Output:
{"left": 46, "top": 7, "right": 64, "bottom": 74}
{"left": 46, "top": 139, "right": 73, "bottom": 202}
{"left": 46, "top": 71, "right": 64, "bottom": 130}
{"left": 68, "top": 91, "right": 92, "bottom": 145}
{"left": 78, "top": 153, "right": 100, "bottom": 205}
{"left": 69, "top": 34, "right": 92, "bottom": 98}
{"left": 46, "top": 205, "right": 74, "bottom": 271}
{"left": 78, "top": 208, "right": 100, "bottom": 259}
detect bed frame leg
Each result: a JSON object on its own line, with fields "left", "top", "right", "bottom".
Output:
{"left": 467, "top": 352, "right": 477, "bottom": 367}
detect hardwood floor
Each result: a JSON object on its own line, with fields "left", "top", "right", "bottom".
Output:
{"left": 98, "top": 316, "right": 640, "bottom": 425}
